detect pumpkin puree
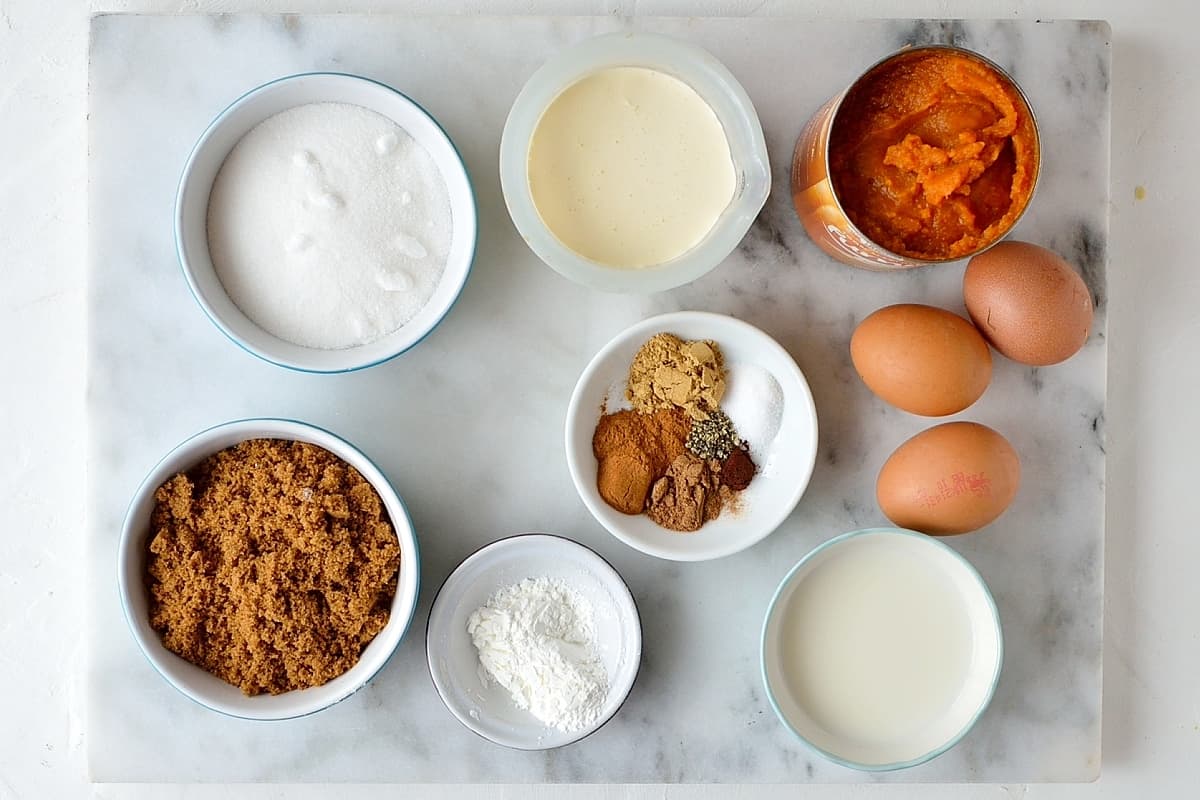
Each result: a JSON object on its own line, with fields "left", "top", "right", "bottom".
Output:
{"left": 829, "top": 49, "right": 1038, "bottom": 260}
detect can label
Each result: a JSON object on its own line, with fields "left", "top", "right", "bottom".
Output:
{"left": 798, "top": 179, "right": 913, "bottom": 269}
{"left": 790, "top": 94, "right": 914, "bottom": 270}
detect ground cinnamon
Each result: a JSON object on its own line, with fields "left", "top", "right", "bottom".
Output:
{"left": 593, "top": 408, "right": 690, "bottom": 514}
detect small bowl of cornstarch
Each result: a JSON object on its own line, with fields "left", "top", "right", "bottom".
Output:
{"left": 426, "top": 534, "right": 642, "bottom": 749}
{"left": 176, "top": 72, "right": 477, "bottom": 372}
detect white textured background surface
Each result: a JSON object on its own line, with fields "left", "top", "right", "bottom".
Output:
{"left": 1, "top": 0, "right": 1195, "bottom": 798}
{"left": 85, "top": 14, "right": 1109, "bottom": 784}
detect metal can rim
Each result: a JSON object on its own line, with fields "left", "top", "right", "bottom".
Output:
{"left": 821, "top": 43, "right": 1043, "bottom": 267}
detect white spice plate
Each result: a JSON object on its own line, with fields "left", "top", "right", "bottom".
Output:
{"left": 425, "top": 534, "right": 642, "bottom": 750}
{"left": 566, "top": 311, "right": 820, "bottom": 561}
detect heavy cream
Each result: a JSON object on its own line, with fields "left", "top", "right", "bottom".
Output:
{"left": 527, "top": 66, "right": 735, "bottom": 269}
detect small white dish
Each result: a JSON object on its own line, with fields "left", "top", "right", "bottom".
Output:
{"left": 175, "top": 72, "right": 477, "bottom": 372}
{"left": 426, "top": 534, "right": 642, "bottom": 750}
{"left": 565, "top": 311, "right": 819, "bottom": 562}
{"left": 500, "top": 33, "right": 770, "bottom": 293}
{"left": 118, "top": 418, "right": 421, "bottom": 720}
{"left": 761, "top": 528, "right": 1003, "bottom": 771}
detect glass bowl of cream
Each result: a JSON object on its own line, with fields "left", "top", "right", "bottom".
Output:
{"left": 500, "top": 33, "right": 771, "bottom": 293}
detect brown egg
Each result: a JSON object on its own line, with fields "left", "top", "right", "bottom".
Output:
{"left": 850, "top": 304, "right": 992, "bottom": 416}
{"left": 877, "top": 421, "right": 1020, "bottom": 536}
{"left": 963, "top": 241, "right": 1094, "bottom": 366}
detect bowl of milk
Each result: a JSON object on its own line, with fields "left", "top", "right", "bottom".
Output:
{"left": 499, "top": 33, "right": 771, "bottom": 293}
{"left": 175, "top": 72, "right": 477, "bottom": 372}
{"left": 761, "top": 528, "right": 1003, "bottom": 771}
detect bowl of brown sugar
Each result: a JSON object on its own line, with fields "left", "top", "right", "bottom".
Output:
{"left": 566, "top": 311, "right": 820, "bottom": 562}
{"left": 118, "top": 418, "right": 420, "bottom": 719}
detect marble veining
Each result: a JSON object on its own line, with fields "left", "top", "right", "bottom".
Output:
{"left": 87, "top": 15, "right": 1109, "bottom": 783}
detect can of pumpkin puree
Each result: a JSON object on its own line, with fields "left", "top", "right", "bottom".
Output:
{"left": 791, "top": 45, "right": 1040, "bottom": 271}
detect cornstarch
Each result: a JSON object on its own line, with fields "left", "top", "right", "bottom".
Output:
{"left": 207, "top": 102, "right": 451, "bottom": 349}
{"left": 467, "top": 577, "right": 608, "bottom": 732}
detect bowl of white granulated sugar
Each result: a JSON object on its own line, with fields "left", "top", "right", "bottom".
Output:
{"left": 176, "top": 72, "right": 477, "bottom": 372}
{"left": 426, "top": 533, "right": 642, "bottom": 749}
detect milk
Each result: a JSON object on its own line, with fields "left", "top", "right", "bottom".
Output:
{"left": 776, "top": 534, "right": 978, "bottom": 753}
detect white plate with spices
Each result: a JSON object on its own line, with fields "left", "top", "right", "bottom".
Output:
{"left": 425, "top": 534, "right": 642, "bottom": 750}
{"left": 565, "top": 311, "right": 819, "bottom": 561}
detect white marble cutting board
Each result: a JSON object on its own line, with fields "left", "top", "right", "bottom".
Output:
{"left": 87, "top": 15, "right": 1109, "bottom": 783}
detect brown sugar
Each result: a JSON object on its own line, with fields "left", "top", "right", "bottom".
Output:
{"left": 593, "top": 408, "right": 691, "bottom": 514}
{"left": 145, "top": 439, "right": 400, "bottom": 696}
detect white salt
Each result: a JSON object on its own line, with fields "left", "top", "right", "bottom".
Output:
{"left": 722, "top": 363, "right": 784, "bottom": 470}
{"left": 207, "top": 102, "right": 452, "bottom": 350}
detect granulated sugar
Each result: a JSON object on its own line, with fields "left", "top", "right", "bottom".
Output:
{"left": 722, "top": 362, "right": 784, "bottom": 469}
{"left": 207, "top": 102, "right": 451, "bottom": 349}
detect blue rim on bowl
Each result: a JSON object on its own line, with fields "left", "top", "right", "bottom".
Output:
{"left": 174, "top": 72, "right": 478, "bottom": 373}
{"left": 117, "top": 417, "right": 422, "bottom": 720}
{"left": 760, "top": 527, "right": 1003, "bottom": 771}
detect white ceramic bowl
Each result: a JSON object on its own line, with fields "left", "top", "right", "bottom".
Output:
{"left": 761, "top": 528, "right": 1003, "bottom": 771}
{"left": 499, "top": 33, "right": 771, "bottom": 293}
{"left": 566, "top": 311, "right": 819, "bottom": 561}
{"left": 175, "top": 72, "right": 477, "bottom": 372}
{"left": 118, "top": 418, "right": 421, "bottom": 720}
{"left": 426, "top": 534, "right": 642, "bottom": 750}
